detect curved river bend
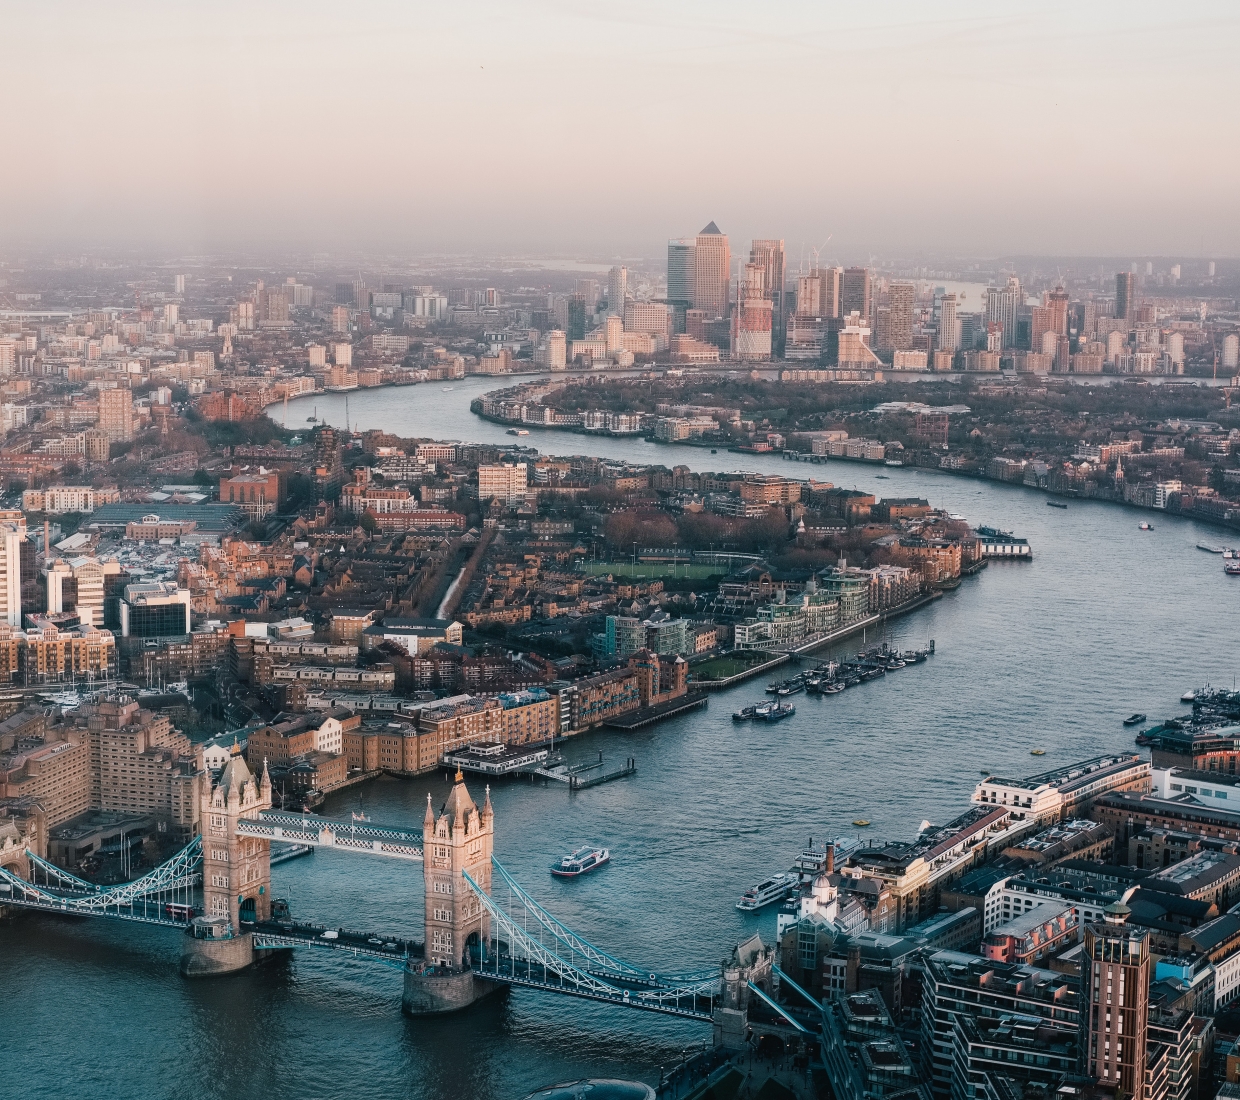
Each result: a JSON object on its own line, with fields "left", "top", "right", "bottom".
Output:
{"left": 2, "top": 379, "right": 1237, "bottom": 1100}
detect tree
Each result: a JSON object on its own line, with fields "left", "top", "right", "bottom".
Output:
{"left": 359, "top": 512, "right": 379, "bottom": 535}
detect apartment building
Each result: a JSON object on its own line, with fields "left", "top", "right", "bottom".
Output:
{"left": 974, "top": 754, "right": 1151, "bottom": 825}
{"left": 478, "top": 462, "right": 528, "bottom": 506}
{"left": 22, "top": 486, "right": 120, "bottom": 514}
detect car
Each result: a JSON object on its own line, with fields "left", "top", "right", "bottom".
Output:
{"left": 383, "top": 942, "right": 397, "bottom": 950}
{"left": 368, "top": 937, "right": 383, "bottom": 945}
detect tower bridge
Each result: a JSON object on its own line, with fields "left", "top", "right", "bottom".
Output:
{"left": 0, "top": 747, "right": 795, "bottom": 1043}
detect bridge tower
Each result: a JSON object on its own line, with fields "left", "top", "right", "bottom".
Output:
{"left": 181, "top": 745, "right": 272, "bottom": 977}
{"left": 403, "top": 770, "right": 496, "bottom": 1014}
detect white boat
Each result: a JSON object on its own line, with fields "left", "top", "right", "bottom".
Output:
{"left": 736, "top": 872, "right": 795, "bottom": 911}
{"left": 551, "top": 845, "right": 610, "bottom": 878}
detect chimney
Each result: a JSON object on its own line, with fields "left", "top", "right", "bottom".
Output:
{"left": 846, "top": 943, "right": 861, "bottom": 993}
{"left": 826, "top": 843, "right": 835, "bottom": 875}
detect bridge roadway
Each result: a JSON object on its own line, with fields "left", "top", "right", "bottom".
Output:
{"left": 248, "top": 919, "right": 424, "bottom": 969}
{"left": 236, "top": 810, "right": 424, "bottom": 861}
{"left": 469, "top": 950, "right": 717, "bottom": 1020}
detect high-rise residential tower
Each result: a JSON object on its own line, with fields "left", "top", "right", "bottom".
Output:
{"left": 1080, "top": 903, "right": 1149, "bottom": 1098}
{"left": 841, "top": 267, "right": 872, "bottom": 326}
{"left": 748, "top": 240, "right": 786, "bottom": 354}
{"left": 731, "top": 263, "right": 772, "bottom": 361}
{"left": 692, "top": 222, "right": 730, "bottom": 317}
{"left": 985, "top": 277, "right": 1022, "bottom": 349}
{"left": 1115, "top": 272, "right": 1136, "bottom": 322}
{"left": 1047, "top": 287, "right": 1070, "bottom": 336}
{"left": 98, "top": 388, "right": 133, "bottom": 443}
{"left": 0, "top": 511, "right": 24, "bottom": 627}
{"left": 937, "top": 294, "right": 959, "bottom": 352}
{"left": 607, "top": 266, "right": 627, "bottom": 317}
{"left": 883, "top": 283, "right": 914, "bottom": 351}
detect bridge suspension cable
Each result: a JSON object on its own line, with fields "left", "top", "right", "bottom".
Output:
{"left": 463, "top": 868, "right": 718, "bottom": 1019}
{"left": 489, "top": 859, "right": 718, "bottom": 986}
{"left": 0, "top": 837, "right": 203, "bottom": 926}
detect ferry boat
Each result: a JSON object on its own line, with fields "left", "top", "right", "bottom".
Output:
{"left": 736, "top": 873, "right": 795, "bottom": 910}
{"left": 1123, "top": 713, "right": 1147, "bottom": 726}
{"left": 1226, "top": 559, "right": 1240, "bottom": 577}
{"left": 551, "top": 845, "right": 610, "bottom": 878}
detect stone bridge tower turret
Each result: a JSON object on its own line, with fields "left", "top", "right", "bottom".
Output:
{"left": 404, "top": 771, "right": 497, "bottom": 1014}
{"left": 202, "top": 745, "right": 272, "bottom": 929}
{"left": 423, "top": 770, "right": 493, "bottom": 968}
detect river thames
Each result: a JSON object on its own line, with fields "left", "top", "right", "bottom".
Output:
{"left": 3, "top": 378, "right": 1238, "bottom": 1100}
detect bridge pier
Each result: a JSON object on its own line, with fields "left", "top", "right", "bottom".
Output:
{"left": 402, "top": 964, "right": 497, "bottom": 1015}
{"left": 180, "top": 918, "right": 255, "bottom": 977}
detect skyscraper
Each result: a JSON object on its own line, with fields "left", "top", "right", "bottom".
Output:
{"left": 667, "top": 239, "right": 695, "bottom": 305}
{"left": 731, "top": 263, "right": 772, "bottom": 361}
{"left": 884, "top": 283, "right": 914, "bottom": 351}
{"left": 937, "top": 294, "right": 959, "bottom": 352}
{"left": 748, "top": 240, "right": 786, "bottom": 354}
{"left": 575, "top": 278, "right": 601, "bottom": 312}
{"left": 607, "top": 266, "right": 627, "bottom": 317}
{"left": 692, "top": 222, "right": 730, "bottom": 317}
{"left": 1047, "top": 286, "right": 1070, "bottom": 336}
{"left": 566, "top": 295, "right": 587, "bottom": 341}
{"left": 1080, "top": 903, "right": 1149, "bottom": 1099}
{"left": 0, "top": 511, "right": 25, "bottom": 627}
{"left": 985, "top": 277, "right": 1022, "bottom": 349}
{"left": 840, "top": 267, "right": 872, "bottom": 325}
{"left": 1115, "top": 272, "right": 1136, "bottom": 322}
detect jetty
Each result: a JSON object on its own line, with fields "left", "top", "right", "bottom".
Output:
{"left": 604, "top": 692, "right": 707, "bottom": 729}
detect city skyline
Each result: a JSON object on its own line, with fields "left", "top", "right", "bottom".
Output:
{"left": 3, "top": 2, "right": 1239, "bottom": 258}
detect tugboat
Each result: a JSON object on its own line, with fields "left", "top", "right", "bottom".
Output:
{"left": 759, "top": 703, "right": 795, "bottom": 722}
{"left": 736, "top": 873, "right": 795, "bottom": 910}
{"left": 551, "top": 845, "right": 610, "bottom": 878}
{"left": 1123, "top": 713, "right": 1147, "bottom": 726}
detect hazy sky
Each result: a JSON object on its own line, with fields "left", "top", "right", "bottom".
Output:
{"left": 4, "top": 1, "right": 1239, "bottom": 261}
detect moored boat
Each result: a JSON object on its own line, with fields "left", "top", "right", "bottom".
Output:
{"left": 1123, "top": 713, "right": 1146, "bottom": 726}
{"left": 759, "top": 703, "right": 795, "bottom": 722}
{"left": 736, "top": 873, "right": 795, "bottom": 910}
{"left": 551, "top": 845, "right": 610, "bottom": 878}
